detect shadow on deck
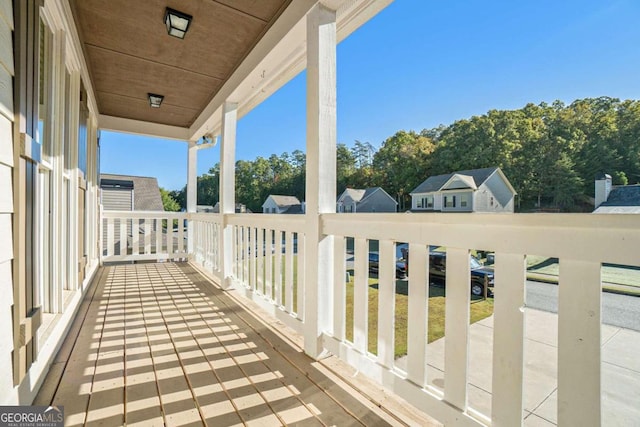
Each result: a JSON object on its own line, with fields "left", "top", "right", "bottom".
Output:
{"left": 34, "top": 262, "right": 432, "bottom": 426}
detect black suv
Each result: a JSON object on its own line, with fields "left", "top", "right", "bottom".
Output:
{"left": 369, "top": 252, "right": 408, "bottom": 279}
{"left": 428, "top": 251, "right": 494, "bottom": 297}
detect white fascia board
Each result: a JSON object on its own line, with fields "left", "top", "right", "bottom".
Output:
{"left": 188, "top": 0, "right": 394, "bottom": 142}
{"left": 98, "top": 115, "right": 190, "bottom": 142}
{"left": 442, "top": 173, "right": 477, "bottom": 191}
{"left": 53, "top": 0, "right": 100, "bottom": 118}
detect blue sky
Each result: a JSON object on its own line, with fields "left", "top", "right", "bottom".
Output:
{"left": 100, "top": 0, "right": 640, "bottom": 191}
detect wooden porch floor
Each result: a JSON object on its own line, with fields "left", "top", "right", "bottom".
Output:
{"left": 35, "top": 262, "right": 420, "bottom": 427}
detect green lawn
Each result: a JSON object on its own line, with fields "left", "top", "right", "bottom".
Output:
{"left": 253, "top": 253, "right": 494, "bottom": 358}
{"left": 344, "top": 276, "right": 494, "bottom": 358}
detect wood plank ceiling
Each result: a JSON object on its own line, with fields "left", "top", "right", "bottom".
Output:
{"left": 70, "top": 0, "right": 292, "bottom": 128}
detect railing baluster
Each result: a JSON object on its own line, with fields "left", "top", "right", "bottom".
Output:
{"left": 257, "top": 227, "right": 264, "bottom": 294}
{"left": 131, "top": 218, "right": 139, "bottom": 255}
{"left": 177, "top": 219, "right": 184, "bottom": 255}
{"left": 285, "top": 231, "right": 294, "bottom": 312}
{"left": 119, "top": 217, "right": 127, "bottom": 256}
{"left": 377, "top": 240, "right": 395, "bottom": 368}
{"left": 209, "top": 222, "right": 218, "bottom": 273}
{"left": 155, "top": 218, "right": 162, "bottom": 256}
{"left": 250, "top": 228, "right": 257, "bottom": 291}
{"left": 492, "top": 252, "right": 526, "bottom": 426}
{"left": 558, "top": 259, "right": 601, "bottom": 426}
{"left": 333, "top": 235, "right": 346, "bottom": 341}
{"left": 274, "top": 230, "right": 283, "bottom": 305}
{"left": 107, "top": 218, "right": 114, "bottom": 257}
{"left": 167, "top": 218, "right": 174, "bottom": 259}
{"left": 444, "top": 247, "right": 471, "bottom": 411}
{"left": 144, "top": 219, "right": 151, "bottom": 255}
{"left": 244, "top": 226, "right": 250, "bottom": 286}
{"left": 296, "top": 233, "right": 305, "bottom": 319}
{"left": 232, "top": 225, "right": 237, "bottom": 279}
{"left": 266, "top": 229, "right": 273, "bottom": 300}
{"left": 407, "top": 243, "right": 428, "bottom": 385}
{"left": 353, "top": 237, "right": 368, "bottom": 354}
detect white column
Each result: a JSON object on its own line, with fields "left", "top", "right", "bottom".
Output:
{"left": 186, "top": 140, "right": 197, "bottom": 254}
{"left": 304, "top": 3, "right": 337, "bottom": 358}
{"left": 220, "top": 102, "right": 237, "bottom": 288}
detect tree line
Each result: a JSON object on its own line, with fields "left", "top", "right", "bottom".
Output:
{"left": 164, "top": 97, "right": 640, "bottom": 213}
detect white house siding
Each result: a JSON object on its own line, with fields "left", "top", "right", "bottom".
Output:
{"left": 475, "top": 173, "right": 515, "bottom": 213}
{"left": 434, "top": 193, "right": 443, "bottom": 210}
{"left": 262, "top": 197, "right": 279, "bottom": 213}
{"left": 0, "top": 0, "right": 13, "bottom": 404}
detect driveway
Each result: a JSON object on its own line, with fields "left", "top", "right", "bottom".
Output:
{"left": 397, "top": 308, "right": 640, "bottom": 426}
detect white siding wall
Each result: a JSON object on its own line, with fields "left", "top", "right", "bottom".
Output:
{"left": 434, "top": 193, "right": 443, "bottom": 210}
{"left": 262, "top": 197, "right": 278, "bottom": 213}
{"left": 0, "top": 0, "right": 13, "bottom": 404}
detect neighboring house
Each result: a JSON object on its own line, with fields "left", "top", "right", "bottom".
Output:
{"left": 210, "top": 202, "right": 251, "bottom": 213}
{"left": 336, "top": 187, "right": 397, "bottom": 213}
{"left": 593, "top": 173, "right": 640, "bottom": 214}
{"left": 100, "top": 173, "right": 164, "bottom": 211}
{"left": 262, "top": 195, "right": 305, "bottom": 214}
{"left": 410, "top": 167, "right": 516, "bottom": 213}
{"left": 197, "top": 205, "right": 215, "bottom": 213}
{"left": 100, "top": 173, "right": 165, "bottom": 240}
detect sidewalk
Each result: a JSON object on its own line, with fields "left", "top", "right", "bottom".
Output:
{"left": 398, "top": 308, "right": 640, "bottom": 425}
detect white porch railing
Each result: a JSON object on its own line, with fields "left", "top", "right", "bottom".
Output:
{"left": 100, "top": 209, "right": 640, "bottom": 426}
{"left": 231, "top": 214, "right": 306, "bottom": 332}
{"left": 100, "top": 211, "right": 188, "bottom": 263}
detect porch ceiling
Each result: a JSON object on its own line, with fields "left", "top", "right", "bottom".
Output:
{"left": 70, "top": 0, "right": 291, "bottom": 128}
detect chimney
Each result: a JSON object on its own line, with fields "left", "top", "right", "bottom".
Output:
{"left": 595, "top": 173, "right": 612, "bottom": 208}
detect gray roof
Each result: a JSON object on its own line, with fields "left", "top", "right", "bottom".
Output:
{"left": 282, "top": 204, "right": 304, "bottom": 214}
{"left": 100, "top": 173, "right": 164, "bottom": 211}
{"left": 597, "top": 185, "right": 640, "bottom": 210}
{"left": 266, "top": 195, "right": 301, "bottom": 208}
{"left": 410, "top": 167, "right": 500, "bottom": 194}
{"left": 339, "top": 187, "right": 384, "bottom": 203}
{"left": 340, "top": 188, "right": 366, "bottom": 202}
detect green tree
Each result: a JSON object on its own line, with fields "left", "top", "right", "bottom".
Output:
{"left": 373, "top": 130, "right": 435, "bottom": 210}
{"left": 160, "top": 187, "right": 181, "bottom": 212}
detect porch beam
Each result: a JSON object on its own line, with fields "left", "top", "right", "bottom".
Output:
{"left": 304, "top": 3, "right": 337, "bottom": 358}
{"left": 219, "top": 102, "right": 237, "bottom": 289}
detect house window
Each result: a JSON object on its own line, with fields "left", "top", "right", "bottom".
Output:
{"left": 417, "top": 195, "right": 433, "bottom": 209}
{"left": 490, "top": 196, "right": 494, "bottom": 207}
{"left": 422, "top": 196, "right": 433, "bottom": 208}
{"left": 39, "top": 19, "right": 53, "bottom": 161}
{"left": 445, "top": 195, "right": 456, "bottom": 208}
{"left": 460, "top": 194, "right": 469, "bottom": 208}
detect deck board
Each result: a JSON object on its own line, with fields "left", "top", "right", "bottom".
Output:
{"left": 35, "top": 263, "right": 401, "bottom": 426}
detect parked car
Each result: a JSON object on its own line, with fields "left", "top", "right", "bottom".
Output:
{"left": 369, "top": 251, "right": 407, "bottom": 279}
{"left": 428, "top": 251, "right": 494, "bottom": 297}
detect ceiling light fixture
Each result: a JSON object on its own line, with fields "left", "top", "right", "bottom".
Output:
{"left": 164, "top": 8, "right": 192, "bottom": 39}
{"left": 148, "top": 93, "right": 164, "bottom": 108}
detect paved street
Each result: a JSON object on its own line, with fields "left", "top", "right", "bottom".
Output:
{"left": 526, "top": 280, "right": 640, "bottom": 331}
